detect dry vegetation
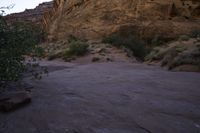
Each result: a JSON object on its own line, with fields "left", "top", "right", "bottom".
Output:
{"left": 146, "top": 35, "right": 200, "bottom": 72}
{"left": 40, "top": 36, "right": 89, "bottom": 62}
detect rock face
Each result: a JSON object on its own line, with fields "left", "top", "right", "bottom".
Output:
{"left": 5, "top": 0, "right": 200, "bottom": 41}
{"left": 5, "top": 2, "right": 53, "bottom": 28}
{"left": 44, "top": 0, "right": 200, "bottom": 41}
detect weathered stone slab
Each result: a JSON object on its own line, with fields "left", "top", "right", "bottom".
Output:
{"left": 0, "top": 91, "right": 31, "bottom": 112}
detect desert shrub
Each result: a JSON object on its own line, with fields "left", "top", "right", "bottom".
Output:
{"left": 148, "top": 45, "right": 200, "bottom": 70}
{"left": 102, "top": 34, "right": 122, "bottom": 47}
{"left": 0, "top": 16, "right": 43, "bottom": 87}
{"left": 103, "top": 34, "right": 148, "bottom": 60}
{"left": 145, "top": 49, "right": 159, "bottom": 61}
{"left": 150, "top": 35, "right": 170, "bottom": 46}
{"left": 151, "top": 35, "right": 162, "bottom": 46}
{"left": 92, "top": 57, "right": 100, "bottom": 62}
{"left": 146, "top": 36, "right": 200, "bottom": 71}
{"left": 146, "top": 44, "right": 187, "bottom": 62}
{"left": 47, "top": 52, "right": 62, "bottom": 60}
{"left": 68, "top": 35, "right": 78, "bottom": 43}
{"left": 65, "top": 40, "right": 89, "bottom": 57}
{"left": 168, "top": 49, "right": 200, "bottom": 69}
{"left": 161, "top": 48, "right": 178, "bottom": 67}
{"left": 34, "top": 46, "right": 45, "bottom": 57}
{"left": 190, "top": 30, "right": 200, "bottom": 38}
{"left": 179, "top": 35, "right": 190, "bottom": 41}
{"left": 152, "top": 48, "right": 169, "bottom": 61}
{"left": 174, "top": 45, "right": 186, "bottom": 53}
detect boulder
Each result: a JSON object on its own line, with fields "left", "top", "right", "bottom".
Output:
{"left": 0, "top": 91, "right": 31, "bottom": 112}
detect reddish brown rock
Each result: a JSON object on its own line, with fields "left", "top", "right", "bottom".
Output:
{"left": 44, "top": 0, "right": 200, "bottom": 41}
{"left": 4, "top": 0, "right": 200, "bottom": 41}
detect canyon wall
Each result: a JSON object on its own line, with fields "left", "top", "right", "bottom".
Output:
{"left": 5, "top": 2, "right": 53, "bottom": 28}
{"left": 44, "top": 0, "right": 200, "bottom": 41}
{"left": 5, "top": 0, "right": 200, "bottom": 41}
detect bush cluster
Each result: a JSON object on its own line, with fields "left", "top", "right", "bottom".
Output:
{"left": 64, "top": 40, "right": 89, "bottom": 57}
{"left": 0, "top": 16, "right": 42, "bottom": 87}
{"left": 102, "top": 34, "right": 148, "bottom": 60}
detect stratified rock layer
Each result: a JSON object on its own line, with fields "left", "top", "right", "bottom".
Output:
{"left": 44, "top": 0, "right": 200, "bottom": 41}
{"left": 5, "top": 2, "right": 53, "bottom": 28}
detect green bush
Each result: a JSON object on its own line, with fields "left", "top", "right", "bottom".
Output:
{"left": 47, "top": 51, "right": 64, "bottom": 60}
{"left": 148, "top": 35, "right": 174, "bottom": 47}
{"left": 161, "top": 48, "right": 178, "bottom": 67}
{"left": 146, "top": 43, "right": 200, "bottom": 70}
{"left": 103, "top": 34, "right": 148, "bottom": 60}
{"left": 34, "top": 46, "right": 45, "bottom": 57}
{"left": 65, "top": 40, "right": 89, "bottom": 57}
{"left": 0, "top": 16, "right": 42, "bottom": 87}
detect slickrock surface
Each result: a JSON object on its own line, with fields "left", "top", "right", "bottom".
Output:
{"left": 0, "top": 61, "right": 200, "bottom": 133}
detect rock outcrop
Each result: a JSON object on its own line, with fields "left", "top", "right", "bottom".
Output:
{"left": 0, "top": 91, "right": 31, "bottom": 112}
{"left": 5, "top": 2, "right": 53, "bottom": 28}
{"left": 44, "top": 0, "right": 200, "bottom": 41}
{"left": 5, "top": 0, "right": 200, "bottom": 41}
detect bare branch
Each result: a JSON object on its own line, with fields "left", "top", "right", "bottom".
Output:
{"left": 0, "top": 4, "right": 15, "bottom": 15}
{"left": 0, "top": 4, "right": 15, "bottom": 10}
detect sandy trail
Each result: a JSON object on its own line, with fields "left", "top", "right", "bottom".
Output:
{"left": 1, "top": 61, "right": 200, "bottom": 133}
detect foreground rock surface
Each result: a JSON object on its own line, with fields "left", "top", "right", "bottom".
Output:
{"left": 0, "top": 91, "right": 31, "bottom": 112}
{"left": 0, "top": 61, "right": 200, "bottom": 133}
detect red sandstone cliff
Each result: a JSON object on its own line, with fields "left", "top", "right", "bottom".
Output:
{"left": 44, "top": 0, "right": 200, "bottom": 41}
{"left": 5, "top": 0, "right": 200, "bottom": 41}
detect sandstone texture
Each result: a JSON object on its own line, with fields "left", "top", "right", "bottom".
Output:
{"left": 1, "top": 61, "right": 200, "bottom": 133}
{"left": 44, "top": 0, "right": 200, "bottom": 41}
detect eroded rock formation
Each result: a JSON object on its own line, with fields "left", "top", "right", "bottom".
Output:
{"left": 44, "top": 0, "right": 200, "bottom": 41}
{"left": 5, "top": 2, "right": 53, "bottom": 28}
{"left": 5, "top": 0, "right": 200, "bottom": 41}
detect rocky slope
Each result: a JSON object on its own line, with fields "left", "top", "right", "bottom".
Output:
{"left": 45, "top": 0, "right": 200, "bottom": 41}
{"left": 5, "top": 2, "right": 53, "bottom": 27}
{"left": 146, "top": 37, "right": 200, "bottom": 72}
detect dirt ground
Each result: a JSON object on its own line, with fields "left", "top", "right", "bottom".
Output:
{"left": 0, "top": 60, "right": 200, "bottom": 133}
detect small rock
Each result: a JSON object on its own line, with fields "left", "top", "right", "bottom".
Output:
{"left": 92, "top": 57, "right": 100, "bottom": 62}
{"left": 99, "top": 53, "right": 106, "bottom": 56}
{"left": 97, "top": 48, "right": 106, "bottom": 53}
{"left": 106, "top": 57, "right": 113, "bottom": 62}
{"left": 0, "top": 91, "right": 31, "bottom": 112}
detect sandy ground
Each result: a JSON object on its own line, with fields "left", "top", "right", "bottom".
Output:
{"left": 0, "top": 60, "right": 200, "bottom": 133}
